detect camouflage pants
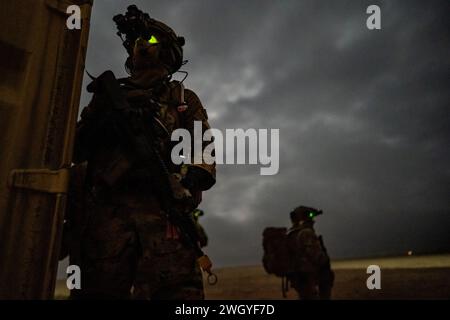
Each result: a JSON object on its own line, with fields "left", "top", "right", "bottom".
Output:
{"left": 70, "top": 197, "right": 204, "bottom": 300}
{"left": 290, "top": 273, "right": 319, "bottom": 300}
{"left": 290, "top": 269, "right": 334, "bottom": 300}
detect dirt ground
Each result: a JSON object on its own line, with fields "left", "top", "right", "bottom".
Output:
{"left": 202, "top": 266, "right": 450, "bottom": 300}
{"left": 55, "top": 254, "right": 450, "bottom": 299}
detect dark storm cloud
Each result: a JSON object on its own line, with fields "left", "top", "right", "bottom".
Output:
{"left": 80, "top": 0, "right": 450, "bottom": 266}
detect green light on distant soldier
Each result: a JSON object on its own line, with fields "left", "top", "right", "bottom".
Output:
{"left": 309, "top": 212, "right": 315, "bottom": 218}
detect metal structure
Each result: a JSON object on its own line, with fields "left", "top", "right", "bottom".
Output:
{"left": 0, "top": 0, "right": 93, "bottom": 299}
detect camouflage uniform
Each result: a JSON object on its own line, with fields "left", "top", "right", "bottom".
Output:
{"left": 67, "top": 75, "right": 215, "bottom": 300}
{"left": 65, "top": 8, "right": 216, "bottom": 297}
{"left": 287, "top": 207, "right": 334, "bottom": 300}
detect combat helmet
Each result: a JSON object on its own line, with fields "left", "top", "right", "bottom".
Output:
{"left": 113, "top": 5, "right": 185, "bottom": 75}
{"left": 290, "top": 205, "right": 323, "bottom": 223}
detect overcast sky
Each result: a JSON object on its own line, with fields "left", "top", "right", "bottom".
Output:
{"left": 78, "top": 0, "right": 450, "bottom": 267}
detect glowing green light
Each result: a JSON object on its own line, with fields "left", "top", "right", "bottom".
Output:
{"left": 148, "top": 35, "right": 159, "bottom": 44}
{"left": 309, "top": 212, "right": 314, "bottom": 218}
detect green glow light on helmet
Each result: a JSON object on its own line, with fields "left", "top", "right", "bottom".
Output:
{"left": 309, "top": 212, "right": 315, "bottom": 218}
{"left": 148, "top": 35, "right": 159, "bottom": 44}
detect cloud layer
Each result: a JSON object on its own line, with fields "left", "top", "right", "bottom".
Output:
{"left": 79, "top": 0, "right": 450, "bottom": 266}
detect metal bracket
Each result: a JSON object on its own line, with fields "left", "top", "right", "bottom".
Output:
{"left": 8, "top": 168, "right": 70, "bottom": 194}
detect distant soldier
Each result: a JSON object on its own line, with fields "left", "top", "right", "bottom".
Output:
{"left": 287, "top": 206, "right": 334, "bottom": 300}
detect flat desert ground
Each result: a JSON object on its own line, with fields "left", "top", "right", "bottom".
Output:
{"left": 55, "top": 254, "right": 450, "bottom": 299}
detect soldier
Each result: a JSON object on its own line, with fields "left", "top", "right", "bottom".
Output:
{"left": 287, "top": 206, "right": 334, "bottom": 300}
{"left": 66, "top": 5, "right": 216, "bottom": 299}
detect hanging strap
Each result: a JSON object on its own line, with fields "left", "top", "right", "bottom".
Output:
{"left": 281, "top": 275, "right": 289, "bottom": 298}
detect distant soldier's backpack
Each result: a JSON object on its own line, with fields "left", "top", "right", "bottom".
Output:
{"left": 262, "top": 227, "right": 291, "bottom": 277}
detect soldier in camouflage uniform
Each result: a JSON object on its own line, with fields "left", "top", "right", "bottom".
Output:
{"left": 65, "top": 5, "right": 215, "bottom": 299}
{"left": 287, "top": 206, "right": 334, "bottom": 300}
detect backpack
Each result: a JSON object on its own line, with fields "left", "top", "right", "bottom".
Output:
{"left": 262, "top": 227, "right": 291, "bottom": 277}
{"left": 263, "top": 226, "right": 332, "bottom": 297}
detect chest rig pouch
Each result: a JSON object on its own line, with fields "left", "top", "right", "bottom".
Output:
{"left": 93, "top": 76, "right": 188, "bottom": 192}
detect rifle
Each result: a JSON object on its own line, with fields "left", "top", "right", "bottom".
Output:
{"left": 87, "top": 70, "right": 217, "bottom": 285}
